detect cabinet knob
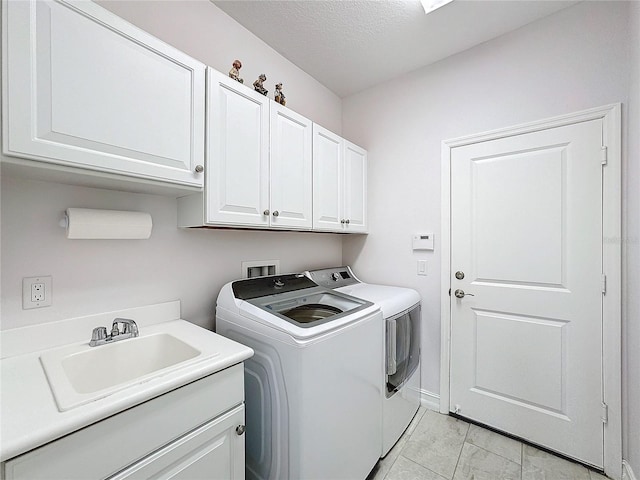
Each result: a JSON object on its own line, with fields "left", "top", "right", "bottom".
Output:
{"left": 194, "top": 165, "right": 204, "bottom": 173}
{"left": 272, "top": 210, "right": 279, "bottom": 217}
{"left": 236, "top": 425, "right": 246, "bottom": 435}
{"left": 340, "top": 219, "right": 345, "bottom": 224}
{"left": 263, "top": 209, "right": 270, "bottom": 216}
{"left": 345, "top": 219, "right": 350, "bottom": 224}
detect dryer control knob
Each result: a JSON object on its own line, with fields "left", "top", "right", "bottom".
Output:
{"left": 331, "top": 273, "right": 341, "bottom": 282}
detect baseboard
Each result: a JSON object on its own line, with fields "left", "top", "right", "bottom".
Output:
{"left": 623, "top": 460, "right": 637, "bottom": 480}
{"left": 420, "top": 389, "right": 440, "bottom": 411}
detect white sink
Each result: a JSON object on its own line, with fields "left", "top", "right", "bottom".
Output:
{"left": 40, "top": 330, "right": 218, "bottom": 412}
{"left": 61, "top": 334, "right": 199, "bottom": 394}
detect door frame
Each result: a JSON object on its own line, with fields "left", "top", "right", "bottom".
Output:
{"left": 439, "top": 104, "right": 622, "bottom": 478}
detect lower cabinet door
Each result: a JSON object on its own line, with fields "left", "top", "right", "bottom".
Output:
{"left": 109, "top": 405, "right": 245, "bottom": 480}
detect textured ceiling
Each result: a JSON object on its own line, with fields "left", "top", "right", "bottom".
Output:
{"left": 213, "top": 0, "right": 580, "bottom": 97}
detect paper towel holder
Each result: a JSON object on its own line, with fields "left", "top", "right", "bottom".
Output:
{"left": 59, "top": 208, "right": 153, "bottom": 240}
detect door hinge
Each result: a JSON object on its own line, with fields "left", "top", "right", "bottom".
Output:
{"left": 602, "top": 274, "right": 607, "bottom": 295}
{"left": 601, "top": 146, "right": 608, "bottom": 166}
{"left": 601, "top": 402, "right": 608, "bottom": 424}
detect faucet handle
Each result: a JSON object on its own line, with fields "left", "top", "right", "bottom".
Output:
{"left": 113, "top": 318, "right": 139, "bottom": 337}
{"left": 90, "top": 326, "right": 108, "bottom": 346}
{"left": 110, "top": 322, "right": 120, "bottom": 337}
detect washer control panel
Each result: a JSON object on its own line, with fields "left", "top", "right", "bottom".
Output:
{"left": 306, "top": 266, "right": 359, "bottom": 289}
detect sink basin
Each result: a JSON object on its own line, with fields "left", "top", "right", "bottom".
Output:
{"left": 62, "top": 334, "right": 199, "bottom": 394}
{"left": 40, "top": 332, "right": 213, "bottom": 411}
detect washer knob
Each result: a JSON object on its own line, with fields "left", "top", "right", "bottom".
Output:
{"left": 331, "top": 272, "right": 341, "bottom": 281}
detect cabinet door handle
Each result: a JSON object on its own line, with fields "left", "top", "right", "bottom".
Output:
{"left": 236, "top": 425, "right": 246, "bottom": 435}
{"left": 194, "top": 164, "right": 204, "bottom": 173}
{"left": 272, "top": 210, "right": 279, "bottom": 217}
{"left": 263, "top": 209, "right": 270, "bottom": 216}
{"left": 340, "top": 219, "right": 345, "bottom": 224}
{"left": 345, "top": 219, "right": 350, "bottom": 224}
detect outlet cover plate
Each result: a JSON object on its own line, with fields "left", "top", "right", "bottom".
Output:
{"left": 23, "top": 276, "right": 52, "bottom": 309}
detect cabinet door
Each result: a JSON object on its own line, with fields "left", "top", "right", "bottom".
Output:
{"left": 2, "top": 0, "right": 205, "bottom": 188}
{"left": 343, "top": 141, "right": 368, "bottom": 233}
{"left": 312, "top": 124, "right": 343, "bottom": 231}
{"left": 270, "top": 103, "right": 312, "bottom": 230}
{"left": 109, "top": 406, "right": 245, "bottom": 480}
{"left": 206, "top": 68, "right": 270, "bottom": 227}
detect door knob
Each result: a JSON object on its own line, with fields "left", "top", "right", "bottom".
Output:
{"left": 454, "top": 289, "right": 474, "bottom": 298}
{"left": 272, "top": 210, "right": 279, "bottom": 217}
{"left": 236, "top": 425, "right": 246, "bottom": 435}
{"left": 194, "top": 164, "right": 204, "bottom": 173}
{"left": 263, "top": 209, "right": 270, "bottom": 216}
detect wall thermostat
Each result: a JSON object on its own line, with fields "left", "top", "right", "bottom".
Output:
{"left": 412, "top": 233, "right": 434, "bottom": 251}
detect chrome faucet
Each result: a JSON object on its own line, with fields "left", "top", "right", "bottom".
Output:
{"left": 89, "top": 318, "right": 139, "bottom": 347}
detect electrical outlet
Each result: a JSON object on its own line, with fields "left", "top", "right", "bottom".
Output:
{"left": 23, "top": 276, "right": 52, "bottom": 309}
{"left": 31, "top": 283, "right": 45, "bottom": 302}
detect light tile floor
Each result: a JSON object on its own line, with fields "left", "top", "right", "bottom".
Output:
{"left": 367, "top": 408, "right": 610, "bottom": 480}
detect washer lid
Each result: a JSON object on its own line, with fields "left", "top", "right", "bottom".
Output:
{"left": 248, "top": 287, "right": 373, "bottom": 329}
{"left": 306, "top": 266, "right": 420, "bottom": 318}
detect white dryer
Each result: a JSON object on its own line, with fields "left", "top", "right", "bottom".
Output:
{"left": 216, "top": 273, "right": 384, "bottom": 480}
{"left": 306, "top": 266, "right": 421, "bottom": 457}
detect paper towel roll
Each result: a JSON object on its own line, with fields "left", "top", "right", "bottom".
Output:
{"left": 64, "top": 208, "right": 153, "bottom": 239}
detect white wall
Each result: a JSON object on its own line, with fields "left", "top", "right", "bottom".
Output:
{"left": 0, "top": 177, "right": 341, "bottom": 330}
{"left": 97, "top": 0, "right": 342, "bottom": 135}
{"left": 624, "top": 1, "right": 640, "bottom": 475}
{"left": 0, "top": 0, "right": 344, "bottom": 330}
{"left": 342, "top": 0, "right": 634, "bottom": 432}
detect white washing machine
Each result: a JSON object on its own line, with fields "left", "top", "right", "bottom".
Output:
{"left": 306, "top": 266, "right": 421, "bottom": 457}
{"left": 216, "top": 273, "right": 384, "bottom": 480}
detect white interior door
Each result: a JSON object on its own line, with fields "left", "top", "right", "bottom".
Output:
{"left": 449, "top": 118, "right": 604, "bottom": 467}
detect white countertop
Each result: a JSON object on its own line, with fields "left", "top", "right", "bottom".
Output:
{"left": 0, "top": 301, "right": 253, "bottom": 462}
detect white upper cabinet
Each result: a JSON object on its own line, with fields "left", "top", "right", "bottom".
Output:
{"left": 343, "top": 141, "right": 368, "bottom": 233}
{"left": 269, "top": 102, "right": 313, "bottom": 230}
{"left": 2, "top": 0, "right": 206, "bottom": 188}
{"left": 312, "top": 125, "right": 343, "bottom": 231}
{"left": 313, "top": 124, "right": 368, "bottom": 233}
{"left": 206, "top": 67, "right": 270, "bottom": 227}
{"left": 202, "top": 68, "right": 312, "bottom": 230}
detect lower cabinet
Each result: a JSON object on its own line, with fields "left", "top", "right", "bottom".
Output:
{"left": 2, "top": 364, "right": 246, "bottom": 480}
{"left": 110, "top": 406, "right": 245, "bottom": 480}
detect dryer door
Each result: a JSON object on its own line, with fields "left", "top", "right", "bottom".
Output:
{"left": 386, "top": 304, "right": 421, "bottom": 397}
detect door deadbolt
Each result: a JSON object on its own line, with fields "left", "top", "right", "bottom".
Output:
{"left": 455, "top": 271, "right": 465, "bottom": 280}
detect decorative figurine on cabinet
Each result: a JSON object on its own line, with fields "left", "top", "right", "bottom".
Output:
{"left": 253, "top": 74, "right": 268, "bottom": 95}
{"left": 229, "top": 59, "right": 244, "bottom": 84}
{"left": 274, "top": 83, "right": 286, "bottom": 106}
